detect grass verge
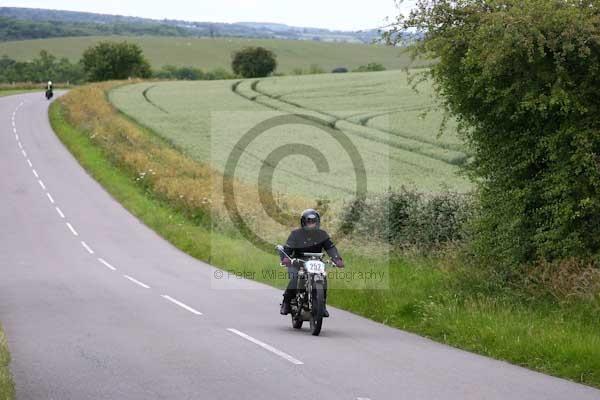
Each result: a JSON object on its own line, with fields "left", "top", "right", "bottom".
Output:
{"left": 0, "top": 324, "right": 15, "bottom": 400}
{"left": 49, "top": 85, "right": 600, "bottom": 388}
{"left": 0, "top": 89, "right": 39, "bottom": 98}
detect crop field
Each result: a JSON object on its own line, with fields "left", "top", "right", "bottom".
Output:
{"left": 109, "top": 70, "right": 471, "bottom": 237}
{"left": 110, "top": 70, "right": 470, "bottom": 199}
{"left": 0, "top": 35, "right": 420, "bottom": 73}
{"left": 254, "top": 71, "right": 468, "bottom": 154}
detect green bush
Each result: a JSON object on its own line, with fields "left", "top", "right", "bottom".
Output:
{"left": 392, "top": 0, "right": 600, "bottom": 273}
{"left": 308, "top": 64, "right": 325, "bottom": 74}
{"left": 154, "top": 65, "right": 204, "bottom": 80}
{"left": 340, "top": 187, "right": 473, "bottom": 252}
{"left": 231, "top": 46, "right": 277, "bottom": 78}
{"left": 203, "top": 67, "right": 235, "bottom": 80}
{"left": 290, "top": 64, "right": 324, "bottom": 75}
{"left": 353, "top": 62, "right": 386, "bottom": 72}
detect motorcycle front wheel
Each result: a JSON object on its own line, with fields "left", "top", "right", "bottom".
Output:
{"left": 309, "top": 281, "right": 325, "bottom": 336}
{"left": 292, "top": 316, "right": 303, "bottom": 329}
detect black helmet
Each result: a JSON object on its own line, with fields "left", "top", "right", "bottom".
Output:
{"left": 300, "top": 209, "right": 320, "bottom": 229}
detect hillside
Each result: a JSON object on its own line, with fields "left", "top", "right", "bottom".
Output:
{"left": 0, "top": 36, "right": 418, "bottom": 73}
{"left": 0, "top": 7, "right": 380, "bottom": 43}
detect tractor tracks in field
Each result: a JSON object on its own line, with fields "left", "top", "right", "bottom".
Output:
{"left": 142, "top": 85, "right": 170, "bottom": 114}
{"left": 231, "top": 79, "right": 469, "bottom": 166}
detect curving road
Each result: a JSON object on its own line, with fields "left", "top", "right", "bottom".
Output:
{"left": 0, "top": 92, "right": 598, "bottom": 400}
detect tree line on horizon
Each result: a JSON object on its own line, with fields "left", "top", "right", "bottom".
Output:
{"left": 0, "top": 41, "right": 386, "bottom": 84}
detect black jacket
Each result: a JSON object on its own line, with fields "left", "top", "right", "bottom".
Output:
{"left": 281, "top": 228, "right": 340, "bottom": 260}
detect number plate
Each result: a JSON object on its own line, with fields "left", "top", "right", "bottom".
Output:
{"left": 305, "top": 260, "right": 325, "bottom": 274}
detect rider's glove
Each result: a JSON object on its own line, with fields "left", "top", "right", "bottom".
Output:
{"left": 281, "top": 257, "right": 292, "bottom": 268}
{"left": 333, "top": 257, "right": 345, "bottom": 268}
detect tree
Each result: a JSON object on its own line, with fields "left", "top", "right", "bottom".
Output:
{"left": 388, "top": 1, "right": 600, "bottom": 272}
{"left": 81, "top": 41, "right": 151, "bottom": 81}
{"left": 231, "top": 46, "right": 277, "bottom": 78}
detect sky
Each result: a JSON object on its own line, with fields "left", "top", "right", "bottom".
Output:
{"left": 4, "top": 0, "right": 416, "bottom": 31}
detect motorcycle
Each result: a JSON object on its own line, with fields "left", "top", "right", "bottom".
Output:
{"left": 45, "top": 88, "right": 53, "bottom": 100}
{"left": 276, "top": 244, "right": 333, "bottom": 336}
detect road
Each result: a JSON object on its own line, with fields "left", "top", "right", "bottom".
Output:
{"left": 0, "top": 92, "right": 598, "bottom": 400}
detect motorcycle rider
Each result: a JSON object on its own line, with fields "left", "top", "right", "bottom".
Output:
{"left": 278, "top": 209, "right": 344, "bottom": 317}
{"left": 45, "top": 80, "right": 53, "bottom": 99}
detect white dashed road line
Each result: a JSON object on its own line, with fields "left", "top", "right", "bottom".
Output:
{"left": 161, "top": 295, "right": 202, "bottom": 315}
{"left": 124, "top": 275, "right": 151, "bottom": 289}
{"left": 226, "top": 328, "right": 304, "bottom": 365}
{"left": 98, "top": 258, "right": 117, "bottom": 271}
{"left": 81, "top": 241, "right": 94, "bottom": 254}
{"left": 9, "top": 101, "right": 221, "bottom": 343}
{"left": 55, "top": 206, "right": 65, "bottom": 219}
{"left": 66, "top": 222, "right": 79, "bottom": 236}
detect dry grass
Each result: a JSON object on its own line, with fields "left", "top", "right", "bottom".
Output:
{"left": 522, "top": 258, "right": 600, "bottom": 304}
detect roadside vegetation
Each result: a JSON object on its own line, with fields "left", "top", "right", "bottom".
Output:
{"left": 50, "top": 82, "right": 600, "bottom": 387}
{"left": 0, "top": 324, "right": 14, "bottom": 400}
{"left": 387, "top": 0, "right": 600, "bottom": 292}
{"left": 0, "top": 88, "right": 37, "bottom": 97}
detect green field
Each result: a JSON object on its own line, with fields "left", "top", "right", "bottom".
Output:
{"left": 255, "top": 71, "right": 468, "bottom": 153}
{"left": 0, "top": 35, "right": 420, "bottom": 73}
{"left": 109, "top": 70, "right": 471, "bottom": 203}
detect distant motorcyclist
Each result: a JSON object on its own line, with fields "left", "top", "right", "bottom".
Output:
{"left": 45, "top": 80, "right": 53, "bottom": 100}
{"left": 278, "top": 209, "right": 344, "bottom": 317}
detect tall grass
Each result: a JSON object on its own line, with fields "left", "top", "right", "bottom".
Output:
{"left": 51, "top": 83, "right": 600, "bottom": 388}
{"left": 0, "top": 324, "right": 14, "bottom": 400}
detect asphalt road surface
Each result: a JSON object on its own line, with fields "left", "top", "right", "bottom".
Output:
{"left": 1, "top": 92, "right": 599, "bottom": 400}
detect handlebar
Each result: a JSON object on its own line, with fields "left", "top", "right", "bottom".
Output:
{"left": 276, "top": 244, "right": 341, "bottom": 268}
{"left": 278, "top": 257, "right": 338, "bottom": 268}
